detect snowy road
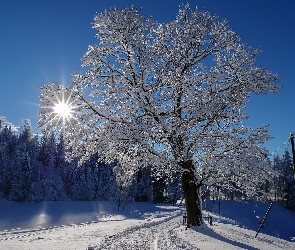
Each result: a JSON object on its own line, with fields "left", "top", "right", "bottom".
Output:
{"left": 95, "top": 213, "right": 196, "bottom": 249}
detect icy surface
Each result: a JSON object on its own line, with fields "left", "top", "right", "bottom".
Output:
{"left": 0, "top": 199, "right": 294, "bottom": 249}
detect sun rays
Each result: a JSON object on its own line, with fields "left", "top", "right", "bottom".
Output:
{"left": 39, "top": 82, "right": 79, "bottom": 133}
{"left": 51, "top": 86, "right": 76, "bottom": 119}
{"left": 53, "top": 101, "right": 73, "bottom": 119}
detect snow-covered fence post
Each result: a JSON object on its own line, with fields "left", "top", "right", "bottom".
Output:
{"left": 254, "top": 202, "right": 273, "bottom": 238}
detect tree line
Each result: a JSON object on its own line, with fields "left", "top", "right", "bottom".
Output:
{"left": 271, "top": 150, "right": 295, "bottom": 208}
{"left": 0, "top": 118, "right": 182, "bottom": 203}
{"left": 1, "top": 117, "right": 294, "bottom": 208}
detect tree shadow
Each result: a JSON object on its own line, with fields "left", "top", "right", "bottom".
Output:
{"left": 191, "top": 223, "right": 259, "bottom": 250}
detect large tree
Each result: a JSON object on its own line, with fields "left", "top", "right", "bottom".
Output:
{"left": 39, "top": 5, "right": 280, "bottom": 226}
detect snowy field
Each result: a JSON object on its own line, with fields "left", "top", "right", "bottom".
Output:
{"left": 0, "top": 199, "right": 294, "bottom": 249}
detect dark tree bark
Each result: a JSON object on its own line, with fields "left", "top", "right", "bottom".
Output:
{"left": 181, "top": 160, "right": 202, "bottom": 227}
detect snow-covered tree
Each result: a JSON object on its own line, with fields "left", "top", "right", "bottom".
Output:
{"left": 97, "top": 162, "right": 116, "bottom": 201}
{"left": 0, "top": 122, "right": 18, "bottom": 198}
{"left": 55, "top": 133, "right": 71, "bottom": 194}
{"left": 280, "top": 149, "right": 295, "bottom": 208}
{"left": 18, "top": 119, "right": 33, "bottom": 147}
{"left": 133, "top": 167, "right": 152, "bottom": 202}
{"left": 272, "top": 154, "right": 282, "bottom": 201}
{"left": 9, "top": 151, "right": 32, "bottom": 201}
{"left": 39, "top": 6, "right": 280, "bottom": 226}
{"left": 71, "top": 156, "right": 97, "bottom": 201}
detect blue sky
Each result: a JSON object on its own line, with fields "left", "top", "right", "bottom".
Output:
{"left": 0, "top": 0, "right": 294, "bottom": 156}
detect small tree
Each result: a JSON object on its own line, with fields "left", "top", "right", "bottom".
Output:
{"left": 39, "top": 5, "right": 279, "bottom": 226}
{"left": 272, "top": 154, "right": 282, "bottom": 201}
{"left": 281, "top": 149, "right": 295, "bottom": 207}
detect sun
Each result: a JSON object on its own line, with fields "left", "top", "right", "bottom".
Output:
{"left": 39, "top": 82, "right": 79, "bottom": 132}
{"left": 53, "top": 102, "right": 73, "bottom": 119}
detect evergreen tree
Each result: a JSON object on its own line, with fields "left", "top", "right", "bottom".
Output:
{"left": 18, "top": 119, "right": 33, "bottom": 148}
{"left": 166, "top": 172, "right": 182, "bottom": 204}
{"left": 134, "top": 167, "right": 151, "bottom": 202}
{"left": 71, "top": 167, "right": 90, "bottom": 201}
{"left": 0, "top": 142, "right": 9, "bottom": 197}
{"left": 56, "top": 133, "right": 71, "bottom": 195}
{"left": 281, "top": 149, "right": 295, "bottom": 208}
{"left": 43, "top": 169, "right": 67, "bottom": 201}
{"left": 28, "top": 134, "right": 40, "bottom": 183}
{"left": 69, "top": 155, "right": 95, "bottom": 201}
{"left": 97, "top": 162, "right": 116, "bottom": 201}
{"left": 0, "top": 124, "right": 17, "bottom": 198}
{"left": 152, "top": 176, "right": 168, "bottom": 203}
{"left": 9, "top": 152, "right": 32, "bottom": 201}
{"left": 272, "top": 154, "right": 282, "bottom": 201}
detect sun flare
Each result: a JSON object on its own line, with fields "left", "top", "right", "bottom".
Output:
{"left": 53, "top": 102, "right": 72, "bottom": 119}
{"left": 40, "top": 82, "right": 78, "bottom": 131}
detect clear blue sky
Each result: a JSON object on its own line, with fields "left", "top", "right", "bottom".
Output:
{"left": 0, "top": 0, "right": 294, "bottom": 156}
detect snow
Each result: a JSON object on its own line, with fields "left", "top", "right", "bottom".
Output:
{"left": 0, "top": 199, "right": 294, "bottom": 249}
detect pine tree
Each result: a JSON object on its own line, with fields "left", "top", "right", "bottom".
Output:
{"left": 134, "top": 167, "right": 151, "bottom": 202}
{"left": 272, "top": 154, "right": 282, "bottom": 201}
{"left": 71, "top": 167, "right": 91, "bottom": 201}
{"left": 0, "top": 142, "right": 9, "bottom": 197}
{"left": 97, "top": 162, "right": 116, "bottom": 201}
{"left": 9, "top": 152, "right": 32, "bottom": 201}
{"left": 281, "top": 149, "right": 295, "bottom": 208}
{"left": 18, "top": 119, "right": 33, "bottom": 148}
{"left": 0, "top": 124, "right": 17, "bottom": 198}
{"left": 56, "top": 133, "right": 70, "bottom": 195}
{"left": 28, "top": 134, "right": 40, "bottom": 183}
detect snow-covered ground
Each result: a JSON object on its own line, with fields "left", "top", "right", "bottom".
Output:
{"left": 0, "top": 199, "right": 294, "bottom": 249}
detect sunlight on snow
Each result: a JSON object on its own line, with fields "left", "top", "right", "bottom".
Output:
{"left": 31, "top": 213, "right": 51, "bottom": 226}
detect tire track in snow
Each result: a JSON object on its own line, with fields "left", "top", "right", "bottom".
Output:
{"left": 94, "top": 212, "right": 198, "bottom": 250}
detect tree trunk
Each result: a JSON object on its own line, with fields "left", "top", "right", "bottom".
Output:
{"left": 181, "top": 160, "right": 202, "bottom": 227}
